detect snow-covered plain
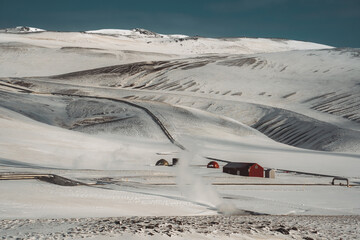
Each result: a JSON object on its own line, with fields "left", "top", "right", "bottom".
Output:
{"left": 0, "top": 27, "right": 359, "bottom": 239}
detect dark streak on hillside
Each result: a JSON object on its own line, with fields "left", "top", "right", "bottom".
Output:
{"left": 252, "top": 110, "right": 346, "bottom": 151}
{"left": 306, "top": 90, "right": 360, "bottom": 123}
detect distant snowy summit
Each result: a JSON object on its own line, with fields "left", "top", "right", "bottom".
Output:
{"left": 86, "top": 28, "right": 189, "bottom": 39}
{"left": 85, "top": 28, "right": 332, "bottom": 50}
{"left": 0, "top": 26, "right": 45, "bottom": 33}
{"left": 0, "top": 26, "right": 332, "bottom": 53}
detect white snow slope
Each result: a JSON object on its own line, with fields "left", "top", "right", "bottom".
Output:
{"left": 0, "top": 28, "right": 359, "bottom": 223}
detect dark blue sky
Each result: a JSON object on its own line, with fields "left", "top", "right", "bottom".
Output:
{"left": 1, "top": 0, "right": 359, "bottom": 47}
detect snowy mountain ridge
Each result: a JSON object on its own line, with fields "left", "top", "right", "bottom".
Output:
{"left": 86, "top": 27, "right": 332, "bottom": 50}
{"left": 0, "top": 26, "right": 45, "bottom": 33}
{"left": 0, "top": 27, "right": 333, "bottom": 78}
{"left": 86, "top": 28, "right": 189, "bottom": 39}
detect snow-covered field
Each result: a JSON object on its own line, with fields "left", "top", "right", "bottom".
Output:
{"left": 0, "top": 27, "right": 359, "bottom": 239}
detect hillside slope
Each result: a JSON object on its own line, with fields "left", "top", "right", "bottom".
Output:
{"left": 0, "top": 29, "right": 359, "bottom": 177}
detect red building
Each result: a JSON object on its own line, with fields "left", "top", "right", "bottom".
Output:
{"left": 207, "top": 161, "right": 219, "bottom": 168}
{"left": 223, "top": 162, "right": 264, "bottom": 177}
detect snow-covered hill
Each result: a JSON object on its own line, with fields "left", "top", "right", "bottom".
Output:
{"left": 0, "top": 28, "right": 332, "bottom": 77}
{"left": 0, "top": 27, "right": 358, "bottom": 172}
{"left": 0, "top": 28, "right": 359, "bottom": 224}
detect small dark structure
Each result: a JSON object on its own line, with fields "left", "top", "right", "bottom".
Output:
{"left": 155, "top": 159, "right": 169, "bottom": 166}
{"left": 265, "top": 169, "right": 275, "bottom": 179}
{"left": 332, "top": 177, "right": 349, "bottom": 187}
{"left": 223, "top": 162, "right": 264, "bottom": 177}
{"left": 207, "top": 161, "right": 219, "bottom": 168}
{"left": 172, "top": 158, "right": 179, "bottom": 166}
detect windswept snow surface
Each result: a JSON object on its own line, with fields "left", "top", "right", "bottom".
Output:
{"left": 0, "top": 28, "right": 360, "bottom": 239}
